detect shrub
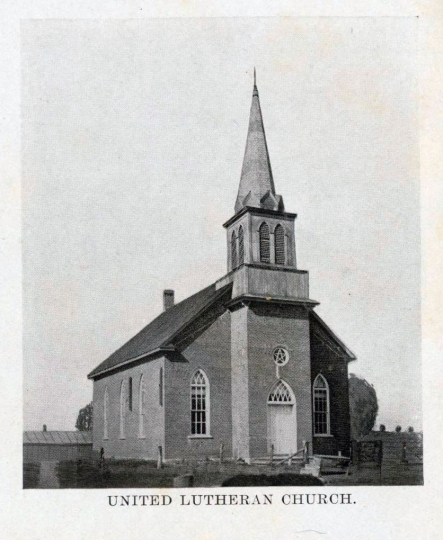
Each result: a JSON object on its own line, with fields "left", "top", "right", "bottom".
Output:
{"left": 408, "top": 426, "right": 414, "bottom": 433}
{"left": 395, "top": 425, "right": 402, "bottom": 433}
{"left": 379, "top": 424, "right": 386, "bottom": 432}
{"left": 349, "top": 374, "right": 379, "bottom": 439}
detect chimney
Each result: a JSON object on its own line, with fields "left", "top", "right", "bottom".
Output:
{"left": 43, "top": 424, "right": 47, "bottom": 432}
{"left": 163, "top": 290, "right": 175, "bottom": 311}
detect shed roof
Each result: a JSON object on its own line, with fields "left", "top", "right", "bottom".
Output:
{"left": 23, "top": 431, "right": 92, "bottom": 445}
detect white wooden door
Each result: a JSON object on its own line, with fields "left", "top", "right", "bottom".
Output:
{"left": 268, "top": 404, "right": 297, "bottom": 455}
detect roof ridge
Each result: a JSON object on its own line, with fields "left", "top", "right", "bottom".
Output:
{"left": 88, "top": 281, "right": 233, "bottom": 379}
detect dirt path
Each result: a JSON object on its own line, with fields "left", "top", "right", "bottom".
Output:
{"left": 38, "top": 461, "right": 60, "bottom": 489}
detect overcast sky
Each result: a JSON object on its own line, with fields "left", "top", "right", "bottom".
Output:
{"left": 22, "top": 17, "right": 420, "bottom": 432}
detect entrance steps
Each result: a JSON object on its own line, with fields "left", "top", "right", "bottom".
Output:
{"left": 300, "top": 455, "right": 351, "bottom": 477}
{"left": 251, "top": 455, "right": 304, "bottom": 466}
{"left": 300, "top": 456, "right": 322, "bottom": 477}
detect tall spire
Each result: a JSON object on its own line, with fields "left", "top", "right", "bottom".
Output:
{"left": 235, "top": 70, "right": 284, "bottom": 214}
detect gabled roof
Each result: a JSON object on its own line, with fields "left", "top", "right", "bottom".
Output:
{"left": 88, "top": 282, "right": 233, "bottom": 379}
{"left": 23, "top": 431, "right": 92, "bottom": 445}
{"left": 309, "top": 310, "right": 357, "bottom": 361}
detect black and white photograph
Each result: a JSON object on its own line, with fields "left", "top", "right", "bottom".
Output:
{"left": 22, "top": 17, "right": 422, "bottom": 489}
{"left": 1, "top": 3, "right": 442, "bottom": 539}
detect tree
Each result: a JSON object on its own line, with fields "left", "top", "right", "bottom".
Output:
{"left": 379, "top": 424, "right": 386, "bottom": 432}
{"left": 349, "top": 374, "right": 378, "bottom": 440}
{"left": 395, "top": 425, "right": 402, "bottom": 433}
{"left": 76, "top": 401, "right": 93, "bottom": 431}
{"left": 408, "top": 426, "right": 414, "bottom": 433}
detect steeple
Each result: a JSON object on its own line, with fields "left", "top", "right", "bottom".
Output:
{"left": 235, "top": 69, "right": 285, "bottom": 214}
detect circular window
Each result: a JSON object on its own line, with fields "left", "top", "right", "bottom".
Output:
{"left": 273, "top": 347, "right": 289, "bottom": 366}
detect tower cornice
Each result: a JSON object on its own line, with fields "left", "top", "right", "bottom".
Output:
{"left": 223, "top": 206, "right": 297, "bottom": 229}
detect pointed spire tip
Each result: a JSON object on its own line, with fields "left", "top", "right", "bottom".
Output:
{"left": 253, "top": 67, "right": 258, "bottom": 96}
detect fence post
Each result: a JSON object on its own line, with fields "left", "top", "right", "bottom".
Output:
{"left": 99, "top": 447, "right": 105, "bottom": 470}
{"left": 303, "top": 440, "right": 309, "bottom": 464}
{"left": 157, "top": 445, "right": 163, "bottom": 469}
{"left": 269, "top": 444, "right": 274, "bottom": 465}
{"left": 219, "top": 442, "right": 224, "bottom": 464}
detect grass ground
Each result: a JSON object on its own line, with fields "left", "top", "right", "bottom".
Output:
{"left": 53, "top": 459, "right": 321, "bottom": 489}
{"left": 24, "top": 457, "right": 421, "bottom": 488}
{"left": 23, "top": 432, "right": 423, "bottom": 488}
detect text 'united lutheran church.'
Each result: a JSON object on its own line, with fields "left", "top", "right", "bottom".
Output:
{"left": 88, "top": 73, "right": 356, "bottom": 462}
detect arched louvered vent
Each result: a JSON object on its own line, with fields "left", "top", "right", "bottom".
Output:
{"left": 268, "top": 380, "right": 294, "bottom": 403}
{"left": 259, "top": 222, "right": 270, "bottom": 263}
{"left": 231, "top": 231, "right": 238, "bottom": 269}
{"left": 238, "top": 226, "right": 244, "bottom": 265}
{"left": 274, "top": 224, "right": 285, "bottom": 265}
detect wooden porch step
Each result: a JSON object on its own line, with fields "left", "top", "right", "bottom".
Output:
{"left": 251, "top": 456, "right": 304, "bottom": 465}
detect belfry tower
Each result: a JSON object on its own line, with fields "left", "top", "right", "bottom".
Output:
{"left": 222, "top": 71, "right": 301, "bottom": 276}
{"left": 216, "top": 71, "right": 318, "bottom": 461}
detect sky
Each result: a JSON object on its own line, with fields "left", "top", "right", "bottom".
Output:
{"left": 22, "top": 17, "right": 420, "bottom": 432}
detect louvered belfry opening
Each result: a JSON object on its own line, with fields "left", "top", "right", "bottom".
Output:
{"left": 274, "top": 224, "right": 285, "bottom": 265}
{"left": 259, "top": 222, "right": 270, "bottom": 263}
{"left": 238, "top": 226, "right": 244, "bottom": 265}
{"left": 231, "top": 231, "right": 238, "bottom": 269}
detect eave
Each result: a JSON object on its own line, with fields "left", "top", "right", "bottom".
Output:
{"left": 223, "top": 206, "right": 297, "bottom": 228}
{"left": 87, "top": 346, "right": 176, "bottom": 380}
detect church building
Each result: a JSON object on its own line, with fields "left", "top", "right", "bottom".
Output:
{"left": 88, "top": 73, "right": 356, "bottom": 462}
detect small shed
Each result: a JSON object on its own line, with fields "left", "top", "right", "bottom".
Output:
{"left": 23, "top": 430, "right": 93, "bottom": 462}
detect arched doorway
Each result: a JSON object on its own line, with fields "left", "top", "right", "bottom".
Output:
{"left": 267, "top": 380, "right": 297, "bottom": 455}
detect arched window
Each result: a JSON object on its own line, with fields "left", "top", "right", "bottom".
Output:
{"left": 159, "top": 367, "right": 163, "bottom": 407}
{"left": 128, "top": 377, "right": 133, "bottom": 411}
{"left": 103, "top": 387, "right": 109, "bottom": 440}
{"left": 190, "top": 369, "right": 210, "bottom": 436}
{"left": 268, "top": 380, "right": 294, "bottom": 403}
{"left": 274, "top": 224, "right": 285, "bottom": 265}
{"left": 313, "top": 374, "right": 330, "bottom": 435}
{"left": 119, "top": 380, "right": 126, "bottom": 439}
{"left": 259, "top": 222, "right": 270, "bottom": 263}
{"left": 231, "top": 231, "right": 238, "bottom": 269}
{"left": 238, "top": 226, "right": 244, "bottom": 265}
{"left": 139, "top": 375, "right": 145, "bottom": 439}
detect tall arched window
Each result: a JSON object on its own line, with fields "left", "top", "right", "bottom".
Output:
{"left": 159, "top": 367, "right": 163, "bottom": 407}
{"left": 259, "top": 222, "right": 270, "bottom": 263}
{"left": 274, "top": 224, "right": 285, "bottom": 265}
{"left": 119, "top": 380, "right": 126, "bottom": 439}
{"left": 103, "top": 386, "right": 109, "bottom": 440}
{"left": 231, "top": 231, "right": 238, "bottom": 269}
{"left": 139, "top": 374, "right": 145, "bottom": 439}
{"left": 238, "top": 226, "right": 244, "bottom": 265}
{"left": 190, "top": 369, "right": 210, "bottom": 436}
{"left": 313, "top": 374, "right": 330, "bottom": 435}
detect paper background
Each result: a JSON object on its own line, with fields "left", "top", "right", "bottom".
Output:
{"left": 1, "top": 1, "right": 442, "bottom": 539}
